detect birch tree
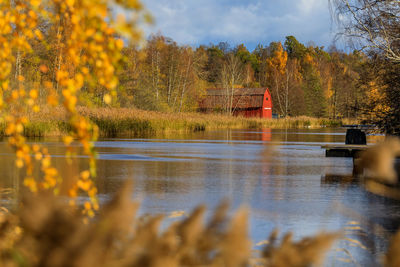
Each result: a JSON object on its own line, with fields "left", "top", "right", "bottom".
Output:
{"left": 219, "top": 53, "right": 244, "bottom": 115}
{"left": 330, "top": 0, "right": 400, "bottom": 62}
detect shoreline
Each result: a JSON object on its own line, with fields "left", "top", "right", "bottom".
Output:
{"left": 1, "top": 107, "right": 356, "bottom": 138}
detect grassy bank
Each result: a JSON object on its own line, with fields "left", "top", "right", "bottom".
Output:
{"left": 2, "top": 107, "right": 356, "bottom": 138}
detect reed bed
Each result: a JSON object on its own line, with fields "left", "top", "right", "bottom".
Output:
{"left": 0, "top": 184, "right": 341, "bottom": 267}
{"left": 7, "top": 107, "right": 356, "bottom": 138}
{"left": 1, "top": 182, "right": 400, "bottom": 267}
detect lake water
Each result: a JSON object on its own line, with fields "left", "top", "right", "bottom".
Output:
{"left": 0, "top": 128, "right": 398, "bottom": 266}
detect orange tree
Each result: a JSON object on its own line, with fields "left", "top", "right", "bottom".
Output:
{"left": 0, "top": 0, "right": 147, "bottom": 216}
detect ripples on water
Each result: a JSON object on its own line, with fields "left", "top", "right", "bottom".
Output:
{"left": 0, "top": 128, "right": 397, "bottom": 266}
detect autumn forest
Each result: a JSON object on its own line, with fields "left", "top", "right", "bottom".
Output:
{"left": 18, "top": 31, "right": 393, "bottom": 124}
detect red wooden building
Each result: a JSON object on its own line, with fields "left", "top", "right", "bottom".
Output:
{"left": 198, "top": 88, "right": 272, "bottom": 119}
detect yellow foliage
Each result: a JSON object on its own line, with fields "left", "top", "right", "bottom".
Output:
{"left": 15, "top": 159, "right": 24, "bottom": 168}
{"left": 304, "top": 53, "right": 315, "bottom": 66}
{"left": 80, "top": 170, "right": 90, "bottom": 180}
{"left": 63, "top": 135, "right": 74, "bottom": 145}
{"left": 103, "top": 93, "right": 112, "bottom": 104}
{"left": 34, "top": 152, "right": 42, "bottom": 161}
{"left": 366, "top": 80, "right": 390, "bottom": 116}
{"left": 23, "top": 177, "right": 37, "bottom": 192}
{"left": 266, "top": 42, "right": 287, "bottom": 75}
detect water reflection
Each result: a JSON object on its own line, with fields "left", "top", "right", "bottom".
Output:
{"left": 0, "top": 128, "right": 397, "bottom": 266}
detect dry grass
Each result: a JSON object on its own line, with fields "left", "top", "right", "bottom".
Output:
{"left": 352, "top": 136, "right": 400, "bottom": 201}
{"left": 2, "top": 106, "right": 356, "bottom": 138}
{"left": 386, "top": 230, "right": 400, "bottom": 267}
{"left": 0, "top": 183, "right": 343, "bottom": 267}
{"left": 262, "top": 230, "right": 339, "bottom": 267}
{"left": 354, "top": 137, "right": 400, "bottom": 184}
{"left": 3, "top": 182, "right": 400, "bottom": 267}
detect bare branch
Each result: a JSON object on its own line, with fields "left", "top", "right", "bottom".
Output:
{"left": 330, "top": 0, "right": 400, "bottom": 62}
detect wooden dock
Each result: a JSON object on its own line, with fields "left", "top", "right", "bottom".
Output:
{"left": 321, "top": 144, "right": 370, "bottom": 158}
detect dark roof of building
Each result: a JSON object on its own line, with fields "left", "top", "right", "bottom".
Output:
{"left": 199, "top": 88, "right": 270, "bottom": 109}
{"left": 205, "top": 88, "right": 267, "bottom": 96}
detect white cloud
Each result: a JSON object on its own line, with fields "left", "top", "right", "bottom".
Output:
{"left": 140, "top": 0, "right": 335, "bottom": 50}
{"left": 297, "top": 0, "right": 325, "bottom": 14}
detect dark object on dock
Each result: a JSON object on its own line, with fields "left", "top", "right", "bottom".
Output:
{"left": 322, "top": 144, "right": 368, "bottom": 157}
{"left": 321, "top": 174, "right": 356, "bottom": 185}
{"left": 345, "top": 129, "right": 366, "bottom": 145}
{"left": 322, "top": 124, "right": 378, "bottom": 158}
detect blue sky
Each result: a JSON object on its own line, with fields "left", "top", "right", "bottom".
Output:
{"left": 141, "top": 0, "right": 339, "bottom": 51}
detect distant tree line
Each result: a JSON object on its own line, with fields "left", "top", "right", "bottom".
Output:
{"left": 117, "top": 35, "right": 371, "bottom": 119}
